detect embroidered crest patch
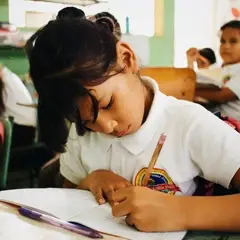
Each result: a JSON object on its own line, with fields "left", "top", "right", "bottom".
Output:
{"left": 134, "top": 168, "right": 181, "bottom": 195}
{"left": 222, "top": 74, "right": 232, "bottom": 85}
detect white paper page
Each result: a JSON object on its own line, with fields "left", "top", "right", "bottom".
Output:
{"left": 70, "top": 204, "right": 186, "bottom": 240}
{"left": 0, "top": 189, "right": 186, "bottom": 240}
{"left": 196, "top": 68, "right": 223, "bottom": 87}
{"left": 0, "top": 188, "right": 98, "bottom": 220}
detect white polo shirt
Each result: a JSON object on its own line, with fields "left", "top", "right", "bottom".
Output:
{"left": 219, "top": 63, "right": 240, "bottom": 120}
{"left": 1, "top": 67, "right": 37, "bottom": 127}
{"left": 60, "top": 77, "right": 240, "bottom": 195}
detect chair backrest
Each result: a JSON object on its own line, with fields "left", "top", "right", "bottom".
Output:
{"left": 139, "top": 67, "right": 196, "bottom": 101}
{"left": 0, "top": 117, "right": 13, "bottom": 189}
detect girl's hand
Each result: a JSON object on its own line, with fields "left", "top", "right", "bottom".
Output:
{"left": 186, "top": 48, "right": 199, "bottom": 62}
{"left": 78, "top": 170, "right": 132, "bottom": 205}
{"left": 112, "top": 186, "right": 186, "bottom": 232}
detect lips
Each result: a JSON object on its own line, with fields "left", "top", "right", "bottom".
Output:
{"left": 114, "top": 125, "right": 131, "bottom": 137}
{"left": 222, "top": 52, "right": 231, "bottom": 55}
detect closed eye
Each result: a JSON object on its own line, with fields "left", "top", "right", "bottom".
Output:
{"left": 103, "top": 97, "right": 113, "bottom": 110}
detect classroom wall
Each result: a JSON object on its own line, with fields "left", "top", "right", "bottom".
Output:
{"left": 150, "top": 0, "right": 174, "bottom": 66}
{"left": 0, "top": 0, "right": 175, "bottom": 75}
{"left": 0, "top": 0, "right": 9, "bottom": 22}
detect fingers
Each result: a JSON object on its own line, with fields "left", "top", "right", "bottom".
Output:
{"left": 90, "top": 180, "right": 132, "bottom": 205}
{"left": 92, "top": 188, "right": 106, "bottom": 204}
{"left": 104, "top": 182, "right": 131, "bottom": 206}
{"left": 104, "top": 188, "right": 115, "bottom": 207}
{"left": 111, "top": 187, "right": 132, "bottom": 203}
{"left": 125, "top": 214, "right": 135, "bottom": 227}
{"left": 112, "top": 198, "right": 132, "bottom": 217}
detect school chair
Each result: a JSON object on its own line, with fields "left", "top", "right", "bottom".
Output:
{"left": 0, "top": 114, "right": 54, "bottom": 189}
{"left": 0, "top": 117, "right": 13, "bottom": 190}
{"left": 139, "top": 67, "right": 196, "bottom": 101}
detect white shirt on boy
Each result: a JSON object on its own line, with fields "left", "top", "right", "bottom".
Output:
{"left": 60, "top": 77, "right": 240, "bottom": 196}
{"left": 219, "top": 62, "right": 240, "bottom": 120}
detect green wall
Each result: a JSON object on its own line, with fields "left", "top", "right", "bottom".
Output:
{"left": 0, "top": 0, "right": 8, "bottom": 22}
{"left": 0, "top": 0, "right": 29, "bottom": 75}
{"left": 0, "top": 0, "right": 174, "bottom": 75}
{"left": 0, "top": 46, "right": 29, "bottom": 76}
{"left": 149, "top": 0, "right": 174, "bottom": 66}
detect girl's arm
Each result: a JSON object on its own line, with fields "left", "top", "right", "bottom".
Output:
{"left": 183, "top": 169, "right": 240, "bottom": 231}
{"left": 195, "top": 87, "right": 237, "bottom": 103}
{"left": 112, "top": 171, "right": 240, "bottom": 232}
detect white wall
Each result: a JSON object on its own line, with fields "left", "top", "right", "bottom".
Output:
{"left": 174, "top": 0, "right": 217, "bottom": 67}
{"left": 174, "top": 0, "right": 238, "bottom": 68}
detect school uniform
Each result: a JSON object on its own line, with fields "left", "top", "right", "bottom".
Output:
{"left": 2, "top": 67, "right": 37, "bottom": 127}
{"left": 60, "top": 77, "right": 240, "bottom": 195}
{"left": 1, "top": 67, "right": 37, "bottom": 147}
{"left": 219, "top": 63, "right": 240, "bottom": 120}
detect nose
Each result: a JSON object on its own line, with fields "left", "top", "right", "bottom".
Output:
{"left": 94, "top": 113, "right": 118, "bottom": 134}
{"left": 222, "top": 42, "right": 231, "bottom": 50}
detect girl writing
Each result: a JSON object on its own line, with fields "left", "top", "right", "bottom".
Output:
{"left": 26, "top": 17, "right": 240, "bottom": 232}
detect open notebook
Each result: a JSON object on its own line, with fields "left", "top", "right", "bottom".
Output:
{"left": 0, "top": 188, "right": 186, "bottom": 240}
{"left": 196, "top": 68, "right": 223, "bottom": 89}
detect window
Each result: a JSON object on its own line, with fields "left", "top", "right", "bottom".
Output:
{"left": 9, "top": 0, "right": 155, "bottom": 36}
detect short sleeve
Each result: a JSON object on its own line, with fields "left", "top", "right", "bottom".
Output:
{"left": 225, "top": 74, "right": 240, "bottom": 100}
{"left": 60, "top": 124, "right": 87, "bottom": 185}
{"left": 184, "top": 105, "right": 240, "bottom": 188}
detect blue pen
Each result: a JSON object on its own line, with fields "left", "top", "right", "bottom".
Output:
{"left": 18, "top": 207, "right": 103, "bottom": 239}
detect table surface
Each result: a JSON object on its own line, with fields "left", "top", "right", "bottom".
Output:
{"left": 0, "top": 203, "right": 124, "bottom": 240}
{"left": 0, "top": 189, "right": 239, "bottom": 240}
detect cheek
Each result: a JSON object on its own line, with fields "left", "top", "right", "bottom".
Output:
{"left": 231, "top": 44, "right": 240, "bottom": 59}
{"left": 116, "top": 93, "right": 145, "bottom": 127}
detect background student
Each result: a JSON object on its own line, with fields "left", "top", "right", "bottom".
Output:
{"left": 195, "top": 20, "right": 240, "bottom": 120}
{"left": 0, "top": 64, "right": 36, "bottom": 147}
{"left": 186, "top": 47, "right": 217, "bottom": 70}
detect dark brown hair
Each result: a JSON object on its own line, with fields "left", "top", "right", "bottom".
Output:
{"left": 89, "top": 12, "right": 121, "bottom": 40}
{"left": 220, "top": 20, "right": 240, "bottom": 31}
{"left": 57, "top": 7, "right": 86, "bottom": 19}
{"left": 25, "top": 18, "right": 120, "bottom": 152}
{"left": 199, "top": 48, "right": 216, "bottom": 65}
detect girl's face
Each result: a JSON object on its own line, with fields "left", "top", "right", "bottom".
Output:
{"left": 77, "top": 43, "right": 152, "bottom": 137}
{"left": 220, "top": 27, "right": 240, "bottom": 65}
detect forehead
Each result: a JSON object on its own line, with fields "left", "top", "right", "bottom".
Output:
{"left": 86, "top": 72, "right": 129, "bottom": 97}
{"left": 221, "top": 28, "right": 240, "bottom": 38}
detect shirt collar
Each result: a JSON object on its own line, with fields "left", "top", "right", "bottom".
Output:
{"left": 119, "top": 76, "right": 168, "bottom": 155}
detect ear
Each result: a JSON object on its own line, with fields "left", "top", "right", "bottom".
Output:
{"left": 116, "top": 42, "right": 138, "bottom": 73}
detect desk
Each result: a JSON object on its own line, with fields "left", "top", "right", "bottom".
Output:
{"left": 0, "top": 203, "right": 122, "bottom": 240}
{"left": 0, "top": 189, "right": 124, "bottom": 240}
{"left": 0, "top": 189, "right": 239, "bottom": 240}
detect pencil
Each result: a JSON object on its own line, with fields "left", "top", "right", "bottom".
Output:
{"left": 142, "top": 134, "right": 165, "bottom": 186}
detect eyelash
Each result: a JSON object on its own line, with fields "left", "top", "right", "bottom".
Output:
{"left": 103, "top": 97, "right": 113, "bottom": 110}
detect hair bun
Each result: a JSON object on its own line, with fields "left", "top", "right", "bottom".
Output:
{"left": 95, "top": 16, "right": 114, "bottom": 33}
{"left": 89, "top": 12, "right": 121, "bottom": 40}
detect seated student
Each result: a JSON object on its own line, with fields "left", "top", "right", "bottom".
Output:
{"left": 195, "top": 20, "right": 240, "bottom": 121}
{"left": 26, "top": 17, "right": 240, "bottom": 232}
{"left": 0, "top": 65, "right": 37, "bottom": 147}
{"left": 38, "top": 9, "right": 122, "bottom": 188}
{"left": 186, "top": 47, "right": 217, "bottom": 70}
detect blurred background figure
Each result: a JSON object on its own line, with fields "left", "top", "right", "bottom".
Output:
{"left": 186, "top": 47, "right": 217, "bottom": 70}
